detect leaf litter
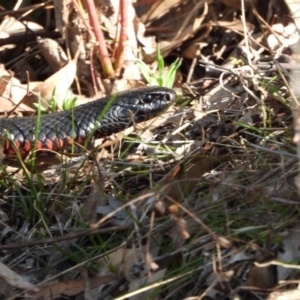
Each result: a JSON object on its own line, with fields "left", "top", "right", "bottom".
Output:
{"left": 0, "top": 0, "right": 300, "bottom": 299}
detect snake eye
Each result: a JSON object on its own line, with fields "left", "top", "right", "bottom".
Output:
{"left": 137, "top": 87, "right": 176, "bottom": 104}
{"left": 143, "top": 93, "right": 155, "bottom": 103}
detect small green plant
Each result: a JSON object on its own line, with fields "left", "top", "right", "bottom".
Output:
{"left": 62, "top": 96, "right": 78, "bottom": 110}
{"left": 32, "top": 102, "right": 47, "bottom": 113}
{"left": 33, "top": 88, "right": 78, "bottom": 112}
{"left": 137, "top": 44, "right": 181, "bottom": 88}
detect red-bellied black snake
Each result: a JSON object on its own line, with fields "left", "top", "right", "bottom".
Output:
{"left": 0, "top": 86, "right": 176, "bottom": 155}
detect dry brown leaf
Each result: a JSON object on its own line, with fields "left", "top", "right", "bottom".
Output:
{"left": 96, "top": 198, "right": 130, "bottom": 224}
{"left": 217, "top": 236, "right": 232, "bottom": 249}
{"left": 0, "top": 16, "right": 43, "bottom": 37}
{"left": 0, "top": 69, "right": 39, "bottom": 113}
{"left": 247, "top": 265, "right": 275, "bottom": 289}
{"left": 182, "top": 43, "right": 202, "bottom": 60}
{"left": 81, "top": 163, "right": 106, "bottom": 223}
{"left": 163, "top": 154, "right": 217, "bottom": 201}
{"left": 22, "top": 61, "right": 77, "bottom": 109}
{"left": 142, "top": 1, "right": 210, "bottom": 61}
{"left": 128, "top": 268, "right": 166, "bottom": 300}
{"left": 107, "top": 248, "right": 143, "bottom": 280}
{"left": 161, "top": 3, "right": 209, "bottom": 58}
{"left": 101, "top": 239, "right": 162, "bottom": 281}
{"left": 212, "top": 19, "right": 255, "bottom": 32}
{"left": 82, "top": 183, "right": 106, "bottom": 223}
{"left": 277, "top": 223, "right": 300, "bottom": 280}
{"left": 170, "top": 216, "right": 190, "bottom": 249}
{"left": 39, "top": 156, "right": 90, "bottom": 184}
{"left": 139, "top": 0, "right": 182, "bottom": 24}
{"left": 0, "top": 262, "right": 39, "bottom": 292}
{"left": 30, "top": 276, "right": 117, "bottom": 300}
{"left": 0, "top": 96, "right": 19, "bottom": 113}
{"left": 0, "top": 73, "right": 11, "bottom": 96}
{"left": 268, "top": 289, "right": 300, "bottom": 300}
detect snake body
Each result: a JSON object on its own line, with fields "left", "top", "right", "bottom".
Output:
{"left": 0, "top": 86, "right": 176, "bottom": 155}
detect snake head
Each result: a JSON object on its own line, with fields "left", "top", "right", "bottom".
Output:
{"left": 112, "top": 86, "right": 176, "bottom": 122}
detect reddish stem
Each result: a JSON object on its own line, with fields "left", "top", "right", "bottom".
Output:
{"left": 114, "top": 0, "right": 129, "bottom": 72}
{"left": 84, "top": 0, "right": 114, "bottom": 76}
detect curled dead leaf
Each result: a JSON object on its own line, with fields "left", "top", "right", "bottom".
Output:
{"left": 23, "top": 61, "right": 77, "bottom": 109}
{"left": 29, "top": 276, "right": 117, "bottom": 299}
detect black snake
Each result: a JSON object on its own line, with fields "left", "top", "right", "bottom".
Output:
{"left": 0, "top": 86, "right": 176, "bottom": 155}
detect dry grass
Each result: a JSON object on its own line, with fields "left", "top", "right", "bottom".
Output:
{"left": 0, "top": 0, "right": 300, "bottom": 299}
